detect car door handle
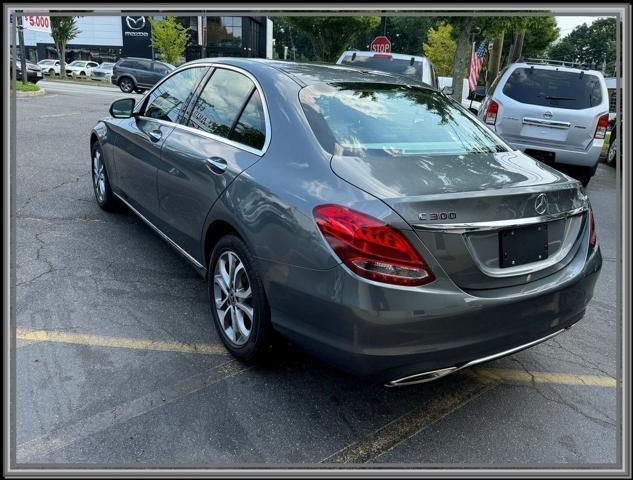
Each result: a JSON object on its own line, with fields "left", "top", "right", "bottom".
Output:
{"left": 206, "top": 156, "right": 227, "bottom": 174}
{"left": 147, "top": 129, "right": 162, "bottom": 142}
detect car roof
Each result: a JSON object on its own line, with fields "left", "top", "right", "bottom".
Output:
{"left": 185, "top": 57, "right": 427, "bottom": 87}
{"left": 339, "top": 50, "right": 430, "bottom": 62}
{"left": 509, "top": 62, "right": 604, "bottom": 77}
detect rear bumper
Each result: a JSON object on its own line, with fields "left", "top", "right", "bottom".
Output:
{"left": 261, "top": 234, "right": 602, "bottom": 384}
{"left": 508, "top": 140, "right": 603, "bottom": 168}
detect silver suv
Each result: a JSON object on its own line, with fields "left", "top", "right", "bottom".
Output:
{"left": 479, "top": 62, "right": 609, "bottom": 186}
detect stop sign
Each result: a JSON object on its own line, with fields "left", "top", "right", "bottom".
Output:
{"left": 370, "top": 36, "right": 391, "bottom": 54}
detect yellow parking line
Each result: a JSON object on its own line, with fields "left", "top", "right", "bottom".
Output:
{"left": 15, "top": 328, "right": 227, "bottom": 356}
{"left": 15, "top": 329, "right": 617, "bottom": 388}
{"left": 467, "top": 367, "right": 617, "bottom": 388}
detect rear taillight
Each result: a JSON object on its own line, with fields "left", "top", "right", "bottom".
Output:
{"left": 594, "top": 114, "right": 609, "bottom": 139}
{"left": 313, "top": 204, "right": 435, "bottom": 286}
{"left": 484, "top": 99, "right": 499, "bottom": 125}
{"left": 589, "top": 206, "right": 597, "bottom": 248}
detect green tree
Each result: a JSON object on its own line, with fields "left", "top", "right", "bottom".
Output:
{"left": 273, "top": 17, "right": 314, "bottom": 61}
{"left": 423, "top": 22, "right": 456, "bottom": 76}
{"left": 522, "top": 16, "right": 560, "bottom": 58}
{"left": 353, "top": 16, "right": 438, "bottom": 55}
{"left": 548, "top": 17, "right": 617, "bottom": 74}
{"left": 149, "top": 17, "right": 189, "bottom": 65}
{"left": 50, "top": 17, "right": 80, "bottom": 78}
{"left": 285, "top": 16, "right": 380, "bottom": 62}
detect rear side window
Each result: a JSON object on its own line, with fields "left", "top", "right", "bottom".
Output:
{"left": 152, "top": 62, "right": 171, "bottom": 74}
{"left": 143, "top": 67, "right": 206, "bottom": 123}
{"left": 187, "top": 68, "right": 255, "bottom": 139}
{"left": 339, "top": 55, "right": 423, "bottom": 80}
{"left": 502, "top": 68, "right": 603, "bottom": 109}
{"left": 120, "top": 59, "right": 149, "bottom": 70}
{"left": 229, "top": 90, "right": 266, "bottom": 149}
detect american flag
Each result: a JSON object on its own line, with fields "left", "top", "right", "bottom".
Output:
{"left": 468, "top": 40, "right": 488, "bottom": 92}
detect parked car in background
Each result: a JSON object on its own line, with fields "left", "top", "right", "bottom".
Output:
{"left": 90, "top": 62, "right": 116, "bottom": 82}
{"left": 66, "top": 60, "right": 99, "bottom": 78}
{"left": 336, "top": 50, "right": 439, "bottom": 89}
{"left": 37, "top": 59, "right": 60, "bottom": 76}
{"left": 479, "top": 61, "right": 609, "bottom": 186}
{"left": 606, "top": 118, "right": 619, "bottom": 167}
{"left": 90, "top": 59, "right": 601, "bottom": 386}
{"left": 111, "top": 57, "right": 175, "bottom": 94}
{"left": 12, "top": 58, "right": 43, "bottom": 83}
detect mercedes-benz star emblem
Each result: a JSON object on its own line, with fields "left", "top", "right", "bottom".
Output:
{"left": 126, "top": 16, "right": 146, "bottom": 30}
{"left": 543, "top": 111, "right": 553, "bottom": 119}
{"left": 534, "top": 193, "right": 548, "bottom": 215}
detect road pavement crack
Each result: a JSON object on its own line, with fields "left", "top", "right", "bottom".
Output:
{"left": 511, "top": 357, "right": 616, "bottom": 428}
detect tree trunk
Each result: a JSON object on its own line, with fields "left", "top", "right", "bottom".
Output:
{"left": 58, "top": 42, "right": 66, "bottom": 78}
{"left": 486, "top": 30, "right": 504, "bottom": 91}
{"left": 509, "top": 30, "right": 525, "bottom": 64}
{"left": 450, "top": 17, "right": 473, "bottom": 103}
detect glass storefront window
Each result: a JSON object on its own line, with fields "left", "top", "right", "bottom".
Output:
{"left": 207, "top": 16, "right": 242, "bottom": 48}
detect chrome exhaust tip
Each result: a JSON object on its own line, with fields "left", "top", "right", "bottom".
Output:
{"left": 385, "top": 366, "right": 459, "bottom": 387}
{"left": 384, "top": 328, "right": 567, "bottom": 388}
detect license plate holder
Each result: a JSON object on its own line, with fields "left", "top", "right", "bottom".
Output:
{"left": 499, "top": 223, "right": 549, "bottom": 268}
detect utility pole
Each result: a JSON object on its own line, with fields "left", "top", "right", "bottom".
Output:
{"left": 17, "top": 15, "right": 28, "bottom": 84}
{"left": 380, "top": 16, "right": 387, "bottom": 36}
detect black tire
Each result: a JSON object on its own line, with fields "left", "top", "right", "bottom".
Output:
{"left": 134, "top": 88, "right": 146, "bottom": 94}
{"left": 91, "top": 142, "right": 121, "bottom": 211}
{"left": 119, "top": 77, "right": 135, "bottom": 93}
{"left": 208, "top": 235, "right": 273, "bottom": 363}
{"left": 48, "top": 68, "right": 55, "bottom": 76}
{"left": 606, "top": 137, "right": 617, "bottom": 167}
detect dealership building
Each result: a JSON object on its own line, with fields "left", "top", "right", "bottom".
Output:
{"left": 20, "top": 15, "right": 273, "bottom": 64}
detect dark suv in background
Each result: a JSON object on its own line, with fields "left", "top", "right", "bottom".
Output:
{"left": 111, "top": 57, "right": 175, "bottom": 93}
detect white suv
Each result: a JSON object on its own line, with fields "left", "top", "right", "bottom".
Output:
{"left": 479, "top": 62, "right": 609, "bottom": 186}
{"left": 336, "top": 51, "right": 439, "bottom": 89}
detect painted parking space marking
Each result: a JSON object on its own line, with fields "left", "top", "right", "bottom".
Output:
{"left": 16, "top": 328, "right": 228, "bottom": 356}
{"left": 465, "top": 367, "right": 617, "bottom": 388}
{"left": 16, "top": 359, "right": 250, "bottom": 463}
{"left": 16, "top": 329, "right": 617, "bottom": 387}
{"left": 322, "top": 380, "right": 497, "bottom": 464}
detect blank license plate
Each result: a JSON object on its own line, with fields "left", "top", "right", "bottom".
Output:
{"left": 499, "top": 223, "right": 549, "bottom": 268}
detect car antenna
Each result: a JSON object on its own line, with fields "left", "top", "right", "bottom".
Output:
{"left": 351, "top": 52, "right": 357, "bottom": 61}
{"left": 579, "top": 71, "right": 584, "bottom": 79}
{"left": 410, "top": 57, "right": 415, "bottom": 66}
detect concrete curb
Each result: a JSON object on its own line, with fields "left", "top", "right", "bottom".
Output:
{"left": 16, "top": 88, "right": 46, "bottom": 97}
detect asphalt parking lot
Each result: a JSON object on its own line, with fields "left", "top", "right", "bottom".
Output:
{"left": 13, "top": 80, "right": 620, "bottom": 467}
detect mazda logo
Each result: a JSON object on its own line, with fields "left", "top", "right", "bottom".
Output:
{"left": 543, "top": 111, "right": 553, "bottom": 119}
{"left": 126, "top": 16, "right": 146, "bottom": 31}
{"left": 534, "top": 193, "right": 548, "bottom": 215}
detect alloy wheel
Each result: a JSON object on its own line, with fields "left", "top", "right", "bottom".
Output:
{"left": 92, "top": 149, "right": 106, "bottom": 203}
{"left": 120, "top": 78, "right": 133, "bottom": 93}
{"left": 213, "top": 250, "right": 253, "bottom": 346}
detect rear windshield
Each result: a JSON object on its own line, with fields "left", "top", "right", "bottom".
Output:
{"left": 300, "top": 83, "right": 507, "bottom": 156}
{"left": 502, "top": 68, "right": 603, "bottom": 109}
{"left": 339, "top": 55, "right": 423, "bottom": 80}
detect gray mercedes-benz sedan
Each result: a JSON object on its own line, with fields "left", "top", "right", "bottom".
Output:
{"left": 90, "top": 58, "right": 602, "bottom": 386}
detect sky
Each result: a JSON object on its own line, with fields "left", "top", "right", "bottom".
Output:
{"left": 555, "top": 16, "right": 607, "bottom": 38}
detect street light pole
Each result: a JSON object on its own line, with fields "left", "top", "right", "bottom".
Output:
{"left": 17, "top": 15, "right": 28, "bottom": 84}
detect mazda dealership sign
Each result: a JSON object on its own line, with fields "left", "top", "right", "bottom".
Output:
{"left": 121, "top": 16, "right": 152, "bottom": 58}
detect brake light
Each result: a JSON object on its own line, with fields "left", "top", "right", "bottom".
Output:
{"left": 484, "top": 99, "right": 499, "bottom": 125}
{"left": 313, "top": 204, "right": 435, "bottom": 286}
{"left": 589, "top": 206, "right": 597, "bottom": 248}
{"left": 594, "top": 114, "right": 609, "bottom": 139}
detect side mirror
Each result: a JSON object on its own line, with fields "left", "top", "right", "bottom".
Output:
{"left": 109, "top": 98, "right": 136, "bottom": 118}
{"left": 441, "top": 86, "right": 454, "bottom": 96}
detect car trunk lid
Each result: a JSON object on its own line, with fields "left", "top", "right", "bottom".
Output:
{"left": 331, "top": 150, "right": 589, "bottom": 289}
